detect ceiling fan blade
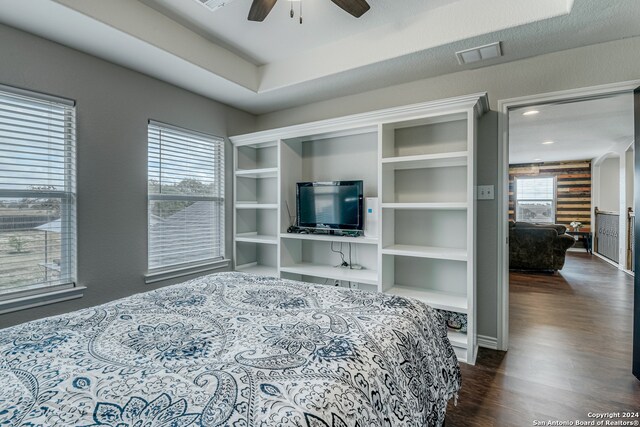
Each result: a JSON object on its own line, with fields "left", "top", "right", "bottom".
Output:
{"left": 330, "top": 0, "right": 370, "bottom": 18}
{"left": 248, "top": 0, "right": 277, "bottom": 21}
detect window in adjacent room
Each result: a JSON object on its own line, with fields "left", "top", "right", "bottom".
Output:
{"left": 0, "top": 85, "right": 77, "bottom": 299}
{"left": 515, "top": 176, "right": 556, "bottom": 223}
{"left": 147, "top": 121, "right": 224, "bottom": 272}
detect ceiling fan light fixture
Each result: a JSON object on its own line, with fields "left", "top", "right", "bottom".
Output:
{"left": 288, "top": 0, "right": 302, "bottom": 23}
{"left": 249, "top": 0, "right": 369, "bottom": 22}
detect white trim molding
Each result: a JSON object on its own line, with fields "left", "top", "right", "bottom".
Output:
{"left": 0, "top": 285, "right": 86, "bottom": 315}
{"left": 231, "top": 92, "right": 489, "bottom": 145}
{"left": 593, "top": 252, "right": 620, "bottom": 269}
{"left": 478, "top": 335, "right": 498, "bottom": 350}
{"left": 145, "top": 259, "right": 230, "bottom": 284}
{"left": 496, "top": 79, "right": 640, "bottom": 352}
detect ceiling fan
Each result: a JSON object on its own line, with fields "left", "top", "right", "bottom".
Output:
{"left": 248, "top": 0, "right": 371, "bottom": 22}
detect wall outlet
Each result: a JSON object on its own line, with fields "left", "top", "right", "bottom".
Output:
{"left": 478, "top": 185, "right": 495, "bottom": 200}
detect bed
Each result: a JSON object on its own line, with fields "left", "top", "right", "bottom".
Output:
{"left": 0, "top": 272, "right": 460, "bottom": 426}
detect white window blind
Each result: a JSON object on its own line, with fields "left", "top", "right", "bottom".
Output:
{"left": 148, "top": 121, "right": 224, "bottom": 271}
{"left": 0, "top": 85, "right": 76, "bottom": 298}
{"left": 515, "top": 176, "right": 556, "bottom": 223}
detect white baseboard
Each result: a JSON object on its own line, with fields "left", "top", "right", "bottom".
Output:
{"left": 478, "top": 334, "right": 498, "bottom": 350}
{"left": 567, "top": 247, "right": 589, "bottom": 253}
{"left": 592, "top": 252, "right": 620, "bottom": 268}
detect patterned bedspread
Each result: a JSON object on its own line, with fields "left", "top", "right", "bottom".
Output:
{"left": 0, "top": 272, "right": 460, "bottom": 426}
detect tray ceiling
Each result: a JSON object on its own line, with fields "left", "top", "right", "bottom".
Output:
{"left": 0, "top": 0, "right": 638, "bottom": 114}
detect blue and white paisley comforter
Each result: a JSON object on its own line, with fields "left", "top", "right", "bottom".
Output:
{"left": 0, "top": 272, "right": 461, "bottom": 427}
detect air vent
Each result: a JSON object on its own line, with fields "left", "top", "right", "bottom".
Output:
{"left": 193, "top": 0, "right": 234, "bottom": 12}
{"left": 456, "top": 42, "right": 502, "bottom": 65}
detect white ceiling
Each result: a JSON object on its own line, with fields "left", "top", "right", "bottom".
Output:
{"left": 0, "top": 0, "right": 638, "bottom": 114}
{"left": 141, "top": 0, "right": 458, "bottom": 65}
{"left": 508, "top": 93, "right": 635, "bottom": 165}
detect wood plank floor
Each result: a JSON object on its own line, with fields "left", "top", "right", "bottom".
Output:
{"left": 446, "top": 252, "right": 640, "bottom": 426}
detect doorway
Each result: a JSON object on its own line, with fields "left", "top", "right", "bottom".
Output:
{"left": 496, "top": 80, "right": 640, "bottom": 362}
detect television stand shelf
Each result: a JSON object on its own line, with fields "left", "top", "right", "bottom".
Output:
{"left": 280, "top": 233, "right": 378, "bottom": 245}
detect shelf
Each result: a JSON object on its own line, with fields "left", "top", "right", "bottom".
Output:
{"left": 235, "top": 140, "right": 278, "bottom": 148}
{"left": 382, "top": 203, "right": 467, "bottom": 210}
{"left": 236, "top": 262, "right": 278, "bottom": 277}
{"left": 382, "top": 244, "right": 467, "bottom": 261}
{"left": 385, "top": 112, "right": 468, "bottom": 130}
{"left": 385, "top": 285, "right": 468, "bottom": 313}
{"left": 235, "top": 232, "right": 278, "bottom": 244}
{"left": 447, "top": 330, "right": 468, "bottom": 348}
{"left": 381, "top": 151, "right": 468, "bottom": 170}
{"left": 280, "top": 233, "right": 378, "bottom": 245}
{"left": 236, "top": 203, "right": 278, "bottom": 210}
{"left": 235, "top": 167, "right": 278, "bottom": 178}
{"left": 228, "top": 93, "right": 485, "bottom": 366}
{"left": 280, "top": 263, "right": 378, "bottom": 285}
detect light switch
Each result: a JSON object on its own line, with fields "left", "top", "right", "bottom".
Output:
{"left": 478, "top": 185, "right": 494, "bottom": 200}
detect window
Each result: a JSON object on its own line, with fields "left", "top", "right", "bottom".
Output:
{"left": 515, "top": 176, "right": 556, "bottom": 223}
{"left": 148, "top": 121, "right": 224, "bottom": 272}
{"left": 0, "top": 85, "right": 76, "bottom": 298}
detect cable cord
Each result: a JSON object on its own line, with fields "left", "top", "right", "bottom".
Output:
{"left": 331, "top": 242, "right": 348, "bottom": 267}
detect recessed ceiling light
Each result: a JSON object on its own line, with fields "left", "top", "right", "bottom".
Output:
{"left": 542, "top": 141, "right": 555, "bottom": 145}
{"left": 523, "top": 110, "right": 540, "bottom": 116}
{"left": 533, "top": 158, "right": 542, "bottom": 162}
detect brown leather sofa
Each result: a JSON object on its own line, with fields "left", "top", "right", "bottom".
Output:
{"left": 509, "top": 222, "right": 575, "bottom": 271}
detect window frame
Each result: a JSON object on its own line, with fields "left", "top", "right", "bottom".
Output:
{"left": 0, "top": 84, "right": 81, "bottom": 312}
{"left": 146, "top": 120, "right": 226, "bottom": 278}
{"left": 514, "top": 175, "right": 557, "bottom": 224}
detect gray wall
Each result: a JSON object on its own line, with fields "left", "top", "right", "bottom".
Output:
{"left": 476, "top": 112, "right": 499, "bottom": 339}
{"left": 301, "top": 133, "right": 379, "bottom": 199}
{"left": 599, "top": 157, "right": 622, "bottom": 212}
{"left": 0, "top": 24, "right": 256, "bottom": 328}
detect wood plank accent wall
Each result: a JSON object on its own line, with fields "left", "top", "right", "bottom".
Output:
{"left": 509, "top": 160, "right": 592, "bottom": 231}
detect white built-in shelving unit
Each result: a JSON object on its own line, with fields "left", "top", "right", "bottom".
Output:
{"left": 230, "top": 93, "right": 487, "bottom": 364}
{"left": 378, "top": 108, "right": 480, "bottom": 364}
{"left": 233, "top": 141, "right": 280, "bottom": 277}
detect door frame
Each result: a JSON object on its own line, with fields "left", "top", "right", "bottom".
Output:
{"left": 496, "top": 80, "right": 640, "bottom": 351}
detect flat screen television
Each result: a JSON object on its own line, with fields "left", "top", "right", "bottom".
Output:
{"left": 296, "top": 181, "right": 363, "bottom": 231}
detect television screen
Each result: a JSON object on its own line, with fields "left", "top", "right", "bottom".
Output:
{"left": 297, "top": 181, "right": 363, "bottom": 230}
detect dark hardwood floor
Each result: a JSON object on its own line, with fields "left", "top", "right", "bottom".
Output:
{"left": 446, "top": 252, "right": 640, "bottom": 426}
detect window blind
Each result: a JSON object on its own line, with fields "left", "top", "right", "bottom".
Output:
{"left": 148, "top": 121, "right": 224, "bottom": 271}
{"left": 0, "top": 85, "right": 76, "bottom": 297}
{"left": 516, "top": 177, "right": 554, "bottom": 200}
{"left": 515, "top": 176, "right": 556, "bottom": 223}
